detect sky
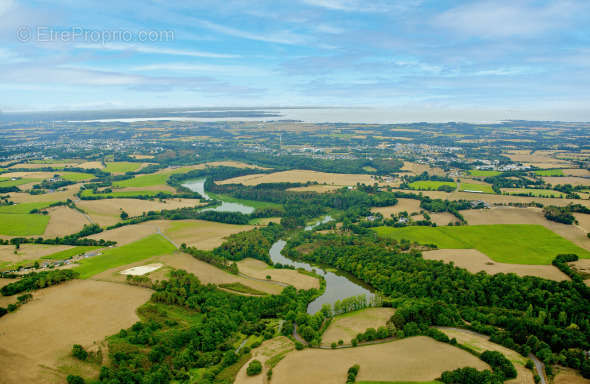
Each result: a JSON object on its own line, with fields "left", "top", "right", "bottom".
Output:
{"left": 0, "top": 0, "right": 589, "bottom": 121}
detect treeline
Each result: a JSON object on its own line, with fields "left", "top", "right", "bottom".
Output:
{"left": 0, "top": 224, "right": 115, "bottom": 247}
{"left": 1, "top": 270, "right": 79, "bottom": 296}
{"left": 544, "top": 204, "right": 590, "bottom": 225}
{"left": 285, "top": 232, "right": 590, "bottom": 372}
{"left": 180, "top": 244, "right": 239, "bottom": 275}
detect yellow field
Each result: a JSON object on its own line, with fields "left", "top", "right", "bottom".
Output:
{"left": 155, "top": 252, "right": 284, "bottom": 295}
{"left": 543, "top": 176, "right": 590, "bottom": 186}
{"left": 370, "top": 198, "right": 422, "bottom": 217}
{"left": 272, "top": 336, "right": 488, "bottom": 384}
{"left": 0, "top": 280, "right": 150, "bottom": 384}
{"left": 234, "top": 336, "right": 294, "bottom": 384}
{"left": 401, "top": 162, "right": 447, "bottom": 176}
{"left": 423, "top": 249, "right": 568, "bottom": 281}
{"left": 430, "top": 212, "right": 459, "bottom": 226}
{"left": 77, "top": 198, "right": 203, "bottom": 226}
{"left": 86, "top": 221, "right": 162, "bottom": 245}
{"left": 237, "top": 258, "right": 319, "bottom": 290}
{"left": 563, "top": 169, "right": 590, "bottom": 177}
{"left": 437, "top": 328, "right": 533, "bottom": 384}
{"left": 321, "top": 307, "right": 395, "bottom": 346}
{"left": 506, "top": 150, "right": 571, "bottom": 168}
{"left": 463, "top": 207, "right": 590, "bottom": 251}
{"left": 8, "top": 185, "right": 80, "bottom": 203}
{"left": 286, "top": 185, "right": 342, "bottom": 193}
{"left": 161, "top": 220, "right": 254, "bottom": 250}
{"left": 0, "top": 244, "right": 74, "bottom": 264}
{"left": 44, "top": 206, "right": 91, "bottom": 237}
{"left": 218, "top": 170, "right": 377, "bottom": 186}
{"left": 554, "top": 367, "right": 590, "bottom": 384}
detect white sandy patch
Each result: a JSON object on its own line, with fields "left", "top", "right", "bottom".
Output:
{"left": 120, "top": 263, "right": 163, "bottom": 276}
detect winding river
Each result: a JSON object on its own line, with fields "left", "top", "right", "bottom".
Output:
{"left": 182, "top": 179, "right": 374, "bottom": 314}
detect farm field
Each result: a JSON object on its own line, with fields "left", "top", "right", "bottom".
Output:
{"left": 74, "top": 234, "right": 176, "bottom": 278}
{"left": 44, "top": 206, "right": 90, "bottom": 237}
{"left": 420, "top": 190, "right": 590, "bottom": 208}
{"left": 408, "top": 180, "right": 456, "bottom": 191}
{"left": 321, "top": 307, "right": 395, "bottom": 346}
{"left": 103, "top": 161, "right": 143, "bottom": 173}
{"left": 287, "top": 184, "right": 342, "bottom": 192}
{"left": 7, "top": 184, "right": 79, "bottom": 203}
{"left": 80, "top": 189, "right": 172, "bottom": 199}
{"left": 0, "top": 201, "right": 55, "bottom": 213}
{"left": 0, "top": 244, "right": 74, "bottom": 264}
{"left": 423, "top": 249, "right": 568, "bottom": 281}
{"left": 463, "top": 207, "right": 590, "bottom": 251}
{"left": 401, "top": 162, "right": 446, "bottom": 176}
{"left": 469, "top": 169, "right": 501, "bottom": 177}
{"left": 0, "top": 177, "right": 39, "bottom": 187}
{"left": 554, "top": 367, "right": 590, "bottom": 384}
{"left": 459, "top": 182, "right": 495, "bottom": 193}
{"left": 207, "top": 192, "right": 281, "bottom": 209}
{"left": 77, "top": 198, "right": 203, "bottom": 226}
{"left": 502, "top": 188, "right": 565, "bottom": 198}
{"left": 59, "top": 171, "right": 95, "bottom": 181}
{"left": 374, "top": 224, "right": 590, "bottom": 264}
{"left": 563, "top": 168, "right": 590, "bottom": 177}
{"left": 217, "top": 170, "right": 377, "bottom": 186}
{"left": 429, "top": 212, "right": 459, "bottom": 226}
{"left": 370, "top": 198, "right": 422, "bottom": 217}
{"left": 86, "top": 221, "right": 163, "bottom": 245}
{"left": 161, "top": 219, "right": 254, "bottom": 250}
{"left": 437, "top": 328, "right": 534, "bottom": 384}
{"left": 0, "top": 280, "right": 150, "bottom": 384}
{"left": 535, "top": 169, "right": 564, "bottom": 176}
{"left": 543, "top": 176, "right": 590, "bottom": 186}
{"left": 272, "top": 336, "right": 488, "bottom": 384}
{"left": 155, "top": 252, "right": 284, "bottom": 295}
{"left": 236, "top": 258, "right": 319, "bottom": 290}
{"left": 0, "top": 213, "right": 50, "bottom": 236}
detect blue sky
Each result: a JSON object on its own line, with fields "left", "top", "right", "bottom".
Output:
{"left": 0, "top": 0, "right": 589, "bottom": 119}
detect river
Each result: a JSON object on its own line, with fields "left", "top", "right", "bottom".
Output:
{"left": 182, "top": 179, "right": 374, "bottom": 314}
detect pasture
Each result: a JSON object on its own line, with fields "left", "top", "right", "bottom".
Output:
{"left": 74, "top": 234, "right": 176, "bottom": 278}
{"left": 459, "top": 183, "right": 495, "bottom": 194}
{"left": 0, "top": 213, "right": 50, "bottom": 236}
{"left": 422, "top": 249, "right": 568, "bottom": 281}
{"left": 0, "top": 177, "right": 39, "bottom": 187}
{"left": 80, "top": 189, "right": 170, "bottom": 198}
{"left": 59, "top": 171, "right": 95, "bottom": 181}
{"left": 0, "top": 280, "right": 150, "bottom": 384}
{"left": 321, "top": 307, "right": 395, "bottom": 346}
{"left": 374, "top": 224, "right": 590, "bottom": 264}
{"left": 408, "top": 180, "right": 456, "bottom": 191}
{"left": 0, "top": 201, "right": 55, "bottom": 213}
{"left": 502, "top": 188, "right": 565, "bottom": 198}
{"left": 534, "top": 169, "right": 564, "bottom": 176}
{"left": 469, "top": 170, "right": 501, "bottom": 177}
{"left": 272, "top": 337, "right": 488, "bottom": 384}
{"left": 104, "top": 161, "right": 143, "bottom": 173}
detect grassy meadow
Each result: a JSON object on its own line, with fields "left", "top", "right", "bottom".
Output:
{"left": 374, "top": 224, "right": 590, "bottom": 264}
{"left": 74, "top": 234, "right": 176, "bottom": 278}
{"left": 459, "top": 183, "right": 495, "bottom": 193}
{"left": 468, "top": 170, "right": 501, "bottom": 177}
{"left": 0, "top": 213, "right": 50, "bottom": 236}
{"left": 408, "top": 181, "right": 456, "bottom": 191}
{"left": 104, "top": 161, "right": 143, "bottom": 173}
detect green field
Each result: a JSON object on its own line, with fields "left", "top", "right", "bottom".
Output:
{"left": 113, "top": 166, "right": 194, "bottom": 188}
{"left": 0, "top": 201, "right": 56, "bottom": 214}
{"left": 0, "top": 213, "right": 50, "bottom": 236}
{"left": 469, "top": 170, "right": 501, "bottom": 177}
{"left": 374, "top": 224, "right": 590, "bottom": 264}
{"left": 73, "top": 234, "right": 176, "bottom": 279}
{"left": 459, "top": 183, "right": 495, "bottom": 194}
{"left": 502, "top": 188, "right": 564, "bottom": 198}
{"left": 534, "top": 169, "right": 564, "bottom": 176}
{"left": 104, "top": 161, "right": 143, "bottom": 173}
{"left": 408, "top": 181, "right": 456, "bottom": 191}
{"left": 0, "top": 177, "right": 39, "bottom": 187}
{"left": 59, "top": 171, "right": 95, "bottom": 181}
{"left": 81, "top": 189, "right": 171, "bottom": 198}
{"left": 41, "top": 246, "right": 101, "bottom": 260}
{"left": 207, "top": 192, "right": 281, "bottom": 209}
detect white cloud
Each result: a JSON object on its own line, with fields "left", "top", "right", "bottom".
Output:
{"left": 131, "top": 63, "right": 270, "bottom": 76}
{"left": 435, "top": 0, "right": 583, "bottom": 38}
{"left": 75, "top": 42, "right": 239, "bottom": 58}
{"left": 301, "top": 0, "right": 421, "bottom": 13}
{"left": 0, "top": 0, "right": 14, "bottom": 16}
{"left": 197, "top": 20, "right": 306, "bottom": 45}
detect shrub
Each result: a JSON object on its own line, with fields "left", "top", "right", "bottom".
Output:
{"left": 480, "top": 350, "right": 517, "bottom": 379}
{"left": 346, "top": 364, "right": 360, "bottom": 383}
{"left": 72, "top": 344, "right": 88, "bottom": 361}
{"left": 67, "top": 375, "right": 85, "bottom": 384}
{"left": 246, "top": 359, "right": 262, "bottom": 376}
